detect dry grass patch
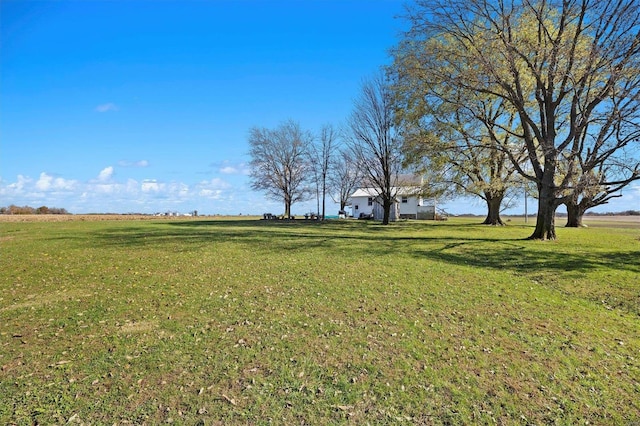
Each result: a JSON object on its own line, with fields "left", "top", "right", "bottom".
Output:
{"left": 1, "top": 291, "right": 94, "bottom": 312}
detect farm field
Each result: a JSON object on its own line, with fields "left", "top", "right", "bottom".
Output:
{"left": 1, "top": 216, "right": 639, "bottom": 424}
{"left": 581, "top": 215, "right": 640, "bottom": 228}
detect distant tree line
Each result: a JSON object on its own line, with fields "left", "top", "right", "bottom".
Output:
{"left": 0, "top": 205, "right": 70, "bottom": 215}
{"left": 584, "top": 210, "right": 640, "bottom": 217}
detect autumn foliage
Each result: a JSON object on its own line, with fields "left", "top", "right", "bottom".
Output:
{"left": 0, "top": 205, "right": 69, "bottom": 215}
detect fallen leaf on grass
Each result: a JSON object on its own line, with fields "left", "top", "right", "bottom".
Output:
{"left": 66, "top": 413, "right": 82, "bottom": 424}
{"left": 332, "top": 405, "right": 354, "bottom": 411}
{"left": 221, "top": 394, "right": 237, "bottom": 406}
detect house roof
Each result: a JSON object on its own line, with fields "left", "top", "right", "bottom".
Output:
{"left": 350, "top": 188, "right": 379, "bottom": 198}
{"left": 350, "top": 186, "right": 423, "bottom": 198}
{"left": 349, "top": 174, "right": 425, "bottom": 199}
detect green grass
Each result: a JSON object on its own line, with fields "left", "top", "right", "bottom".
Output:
{"left": 1, "top": 217, "right": 639, "bottom": 424}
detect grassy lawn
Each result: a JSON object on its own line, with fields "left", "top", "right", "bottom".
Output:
{"left": 1, "top": 217, "right": 638, "bottom": 424}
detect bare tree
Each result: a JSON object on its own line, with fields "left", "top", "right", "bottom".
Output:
{"left": 248, "top": 120, "right": 312, "bottom": 218}
{"left": 394, "top": 0, "right": 640, "bottom": 239}
{"left": 307, "top": 124, "right": 339, "bottom": 220}
{"left": 329, "top": 148, "right": 362, "bottom": 213}
{"left": 347, "top": 73, "right": 404, "bottom": 224}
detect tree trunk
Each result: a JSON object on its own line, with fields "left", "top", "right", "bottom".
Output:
{"left": 321, "top": 179, "right": 326, "bottom": 220}
{"left": 481, "top": 194, "right": 505, "bottom": 225}
{"left": 382, "top": 199, "right": 391, "bottom": 225}
{"left": 284, "top": 198, "right": 291, "bottom": 219}
{"left": 565, "top": 201, "right": 586, "bottom": 227}
{"left": 529, "top": 184, "right": 557, "bottom": 240}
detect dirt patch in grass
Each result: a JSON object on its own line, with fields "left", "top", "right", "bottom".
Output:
{"left": 0, "top": 291, "right": 94, "bottom": 312}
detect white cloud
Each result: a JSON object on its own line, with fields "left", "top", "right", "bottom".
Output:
{"left": 53, "top": 176, "right": 77, "bottom": 191}
{"left": 95, "top": 103, "right": 118, "bottom": 112}
{"left": 94, "top": 183, "right": 118, "bottom": 194}
{"left": 34, "top": 172, "right": 77, "bottom": 191}
{"left": 209, "top": 178, "right": 231, "bottom": 188}
{"left": 1, "top": 170, "right": 314, "bottom": 215}
{"left": 214, "top": 160, "right": 250, "bottom": 175}
{"left": 141, "top": 179, "right": 161, "bottom": 193}
{"left": 35, "top": 172, "right": 53, "bottom": 191}
{"left": 118, "top": 160, "right": 149, "bottom": 168}
{"left": 7, "top": 174, "right": 32, "bottom": 192}
{"left": 168, "top": 182, "right": 190, "bottom": 197}
{"left": 98, "top": 166, "right": 114, "bottom": 182}
{"left": 194, "top": 178, "right": 233, "bottom": 201}
{"left": 126, "top": 178, "right": 139, "bottom": 193}
{"left": 219, "top": 166, "right": 238, "bottom": 174}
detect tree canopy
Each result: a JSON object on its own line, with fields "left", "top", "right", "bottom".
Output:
{"left": 392, "top": 0, "right": 640, "bottom": 239}
{"left": 248, "top": 120, "right": 313, "bottom": 218}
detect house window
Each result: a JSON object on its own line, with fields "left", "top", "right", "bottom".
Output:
{"left": 401, "top": 196, "right": 408, "bottom": 204}
{"left": 355, "top": 205, "right": 359, "bottom": 210}
{"left": 367, "top": 197, "right": 373, "bottom": 206}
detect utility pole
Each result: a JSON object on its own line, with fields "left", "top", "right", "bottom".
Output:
{"left": 524, "top": 181, "right": 528, "bottom": 224}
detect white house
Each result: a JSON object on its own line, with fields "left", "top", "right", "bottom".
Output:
{"left": 349, "top": 176, "right": 436, "bottom": 221}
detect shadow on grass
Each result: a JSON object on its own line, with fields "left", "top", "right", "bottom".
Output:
{"left": 44, "top": 218, "right": 639, "bottom": 316}
{"left": 63, "top": 219, "right": 639, "bottom": 277}
{"left": 414, "top": 240, "right": 640, "bottom": 275}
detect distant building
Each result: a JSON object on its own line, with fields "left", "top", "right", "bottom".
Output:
{"left": 349, "top": 175, "right": 436, "bottom": 221}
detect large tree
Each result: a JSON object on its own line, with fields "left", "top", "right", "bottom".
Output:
{"left": 395, "top": 82, "right": 526, "bottom": 225}
{"left": 347, "top": 73, "right": 404, "bottom": 225}
{"left": 394, "top": 0, "right": 640, "bottom": 240}
{"left": 563, "top": 138, "right": 640, "bottom": 227}
{"left": 248, "top": 120, "right": 312, "bottom": 218}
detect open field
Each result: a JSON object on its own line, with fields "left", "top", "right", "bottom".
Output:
{"left": 581, "top": 215, "right": 640, "bottom": 229}
{"left": 1, "top": 217, "right": 638, "bottom": 424}
{"left": 0, "top": 214, "right": 261, "bottom": 223}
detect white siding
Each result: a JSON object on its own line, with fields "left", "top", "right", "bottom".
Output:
{"left": 398, "top": 195, "right": 420, "bottom": 217}
{"left": 399, "top": 196, "right": 436, "bottom": 219}
{"left": 351, "top": 196, "right": 374, "bottom": 217}
{"left": 349, "top": 185, "right": 437, "bottom": 220}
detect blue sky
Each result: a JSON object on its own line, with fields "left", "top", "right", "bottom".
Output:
{"left": 1, "top": 0, "right": 638, "bottom": 215}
